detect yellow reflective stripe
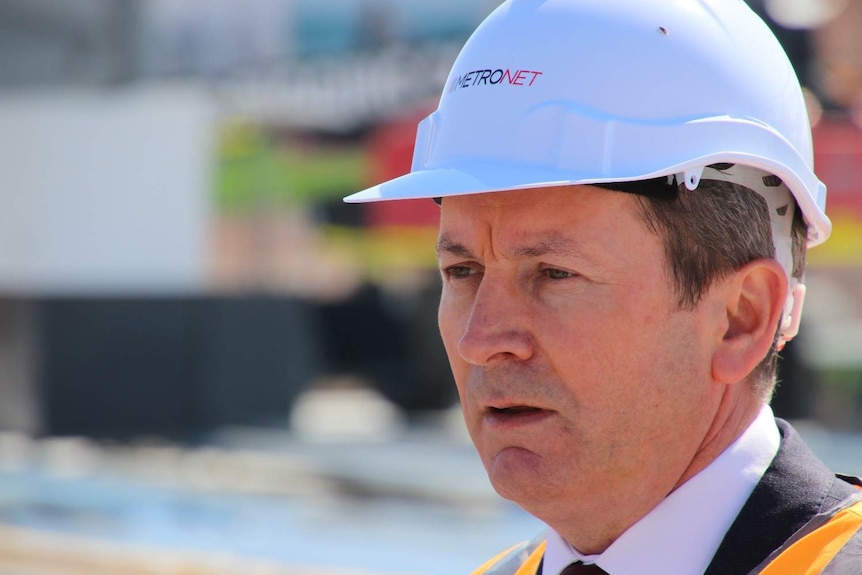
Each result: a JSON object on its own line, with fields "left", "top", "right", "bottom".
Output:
{"left": 471, "top": 544, "right": 522, "bottom": 575}
{"left": 470, "top": 541, "right": 547, "bottom": 575}
{"left": 760, "top": 500, "right": 862, "bottom": 575}
{"left": 514, "top": 541, "right": 546, "bottom": 575}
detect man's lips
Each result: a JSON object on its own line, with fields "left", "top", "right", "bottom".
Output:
{"left": 483, "top": 404, "right": 554, "bottom": 427}
{"left": 488, "top": 405, "right": 544, "bottom": 414}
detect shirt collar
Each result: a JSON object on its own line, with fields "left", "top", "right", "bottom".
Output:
{"left": 543, "top": 405, "right": 780, "bottom": 575}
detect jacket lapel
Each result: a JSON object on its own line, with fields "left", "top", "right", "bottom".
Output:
{"left": 704, "top": 419, "right": 857, "bottom": 575}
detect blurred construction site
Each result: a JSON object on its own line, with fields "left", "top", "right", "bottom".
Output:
{"left": 0, "top": 1, "right": 861, "bottom": 574}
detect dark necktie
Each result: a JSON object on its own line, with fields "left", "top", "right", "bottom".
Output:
{"left": 559, "top": 562, "right": 610, "bottom": 575}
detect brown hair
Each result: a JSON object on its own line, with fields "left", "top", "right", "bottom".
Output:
{"left": 633, "top": 178, "right": 808, "bottom": 400}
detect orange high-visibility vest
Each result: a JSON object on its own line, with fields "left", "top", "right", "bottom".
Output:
{"left": 471, "top": 493, "right": 862, "bottom": 575}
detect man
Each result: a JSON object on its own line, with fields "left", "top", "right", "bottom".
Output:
{"left": 345, "top": 1, "right": 862, "bottom": 573}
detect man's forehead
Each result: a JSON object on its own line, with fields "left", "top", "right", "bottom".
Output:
{"left": 436, "top": 183, "right": 640, "bottom": 212}
{"left": 435, "top": 187, "right": 653, "bottom": 264}
{"left": 438, "top": 186, "right": 576, "bottom": 209}
{"left": 438, "top": 229, "right": 577, "bottom": 250}
{"left": 436, "top": 185, "right": 639, "bottom": 231}
{"left": 436, "top": 229, "right": 590, "bottom": 263}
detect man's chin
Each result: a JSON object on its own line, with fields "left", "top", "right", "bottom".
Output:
{"left": 486, "top": 447, "right": 554, "bottom": 502}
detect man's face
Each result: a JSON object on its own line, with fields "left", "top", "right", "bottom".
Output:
{"left": 437, "top": 185, "right": 724, "bottom": 525}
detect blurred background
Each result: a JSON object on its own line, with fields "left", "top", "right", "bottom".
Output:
{"left": 0, "top": 0, "right": 860, "bottom": 573}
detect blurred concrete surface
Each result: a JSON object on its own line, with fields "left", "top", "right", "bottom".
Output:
{"left": 0, "top": 522, "right": 393, "bottom": 575}
{"left": 0, "top": 387, "right": 542, "bottom": 575}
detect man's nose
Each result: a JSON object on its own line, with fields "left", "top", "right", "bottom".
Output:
{"left": 456, "top": 283, "right": 533, "bottom": 366}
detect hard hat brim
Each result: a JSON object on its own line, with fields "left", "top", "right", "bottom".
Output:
{"left": 345, "top": 114, "right": 832, "bottom": 247}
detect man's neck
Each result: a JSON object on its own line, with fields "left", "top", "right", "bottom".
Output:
{"left": 674, "top": 389, "right": 763, "bottom": 490}
{"left": 549, "top": 391, "right": 764, "bottom": 554}
{"left": 542, "top": 405, "right": 780, "bottom": 575}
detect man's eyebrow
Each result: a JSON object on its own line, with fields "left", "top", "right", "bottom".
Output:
{"left": 511, "top": 235, "right": 585, "bottom": 259}
{"left": 436, "top": 235, "right": 476, "bottom": 258}
{"left": 437, "top": 233, "right": 586, "bottom": 260}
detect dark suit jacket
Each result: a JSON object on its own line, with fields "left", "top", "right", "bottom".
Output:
{"left": 704, "top": 418, "right": 858, "bottom": 575}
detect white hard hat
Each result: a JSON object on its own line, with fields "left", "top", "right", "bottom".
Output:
{"left": 345, "top": 0, "right": 829, "bottom": 344}
{"left": 345, "top": 0, "right": 830, "bottom": 247}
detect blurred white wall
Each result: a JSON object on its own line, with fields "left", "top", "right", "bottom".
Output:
{"left": 0, "top": 85, "right": 214, "bottom": 295}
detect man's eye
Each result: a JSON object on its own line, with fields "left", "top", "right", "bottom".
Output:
{"left": 544, "top": 268, "right": 575, "bottom": 280}
{"left": 443, "top": 265, "right": 476, "bottom": 278}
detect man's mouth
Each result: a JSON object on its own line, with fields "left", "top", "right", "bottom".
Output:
{"left": 489, "top": 405, "right": 544, "bottom": 415}
{"left": 484, "top": 404, "right": 553, "bottom": 427}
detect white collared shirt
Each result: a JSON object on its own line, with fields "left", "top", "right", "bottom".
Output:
{"left": 543, "top": 404, "right": 781, "bottom": 575}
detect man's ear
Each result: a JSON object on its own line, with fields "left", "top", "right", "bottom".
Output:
{"left": 711, "top": 259, "right": 787, "bottom": 385}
